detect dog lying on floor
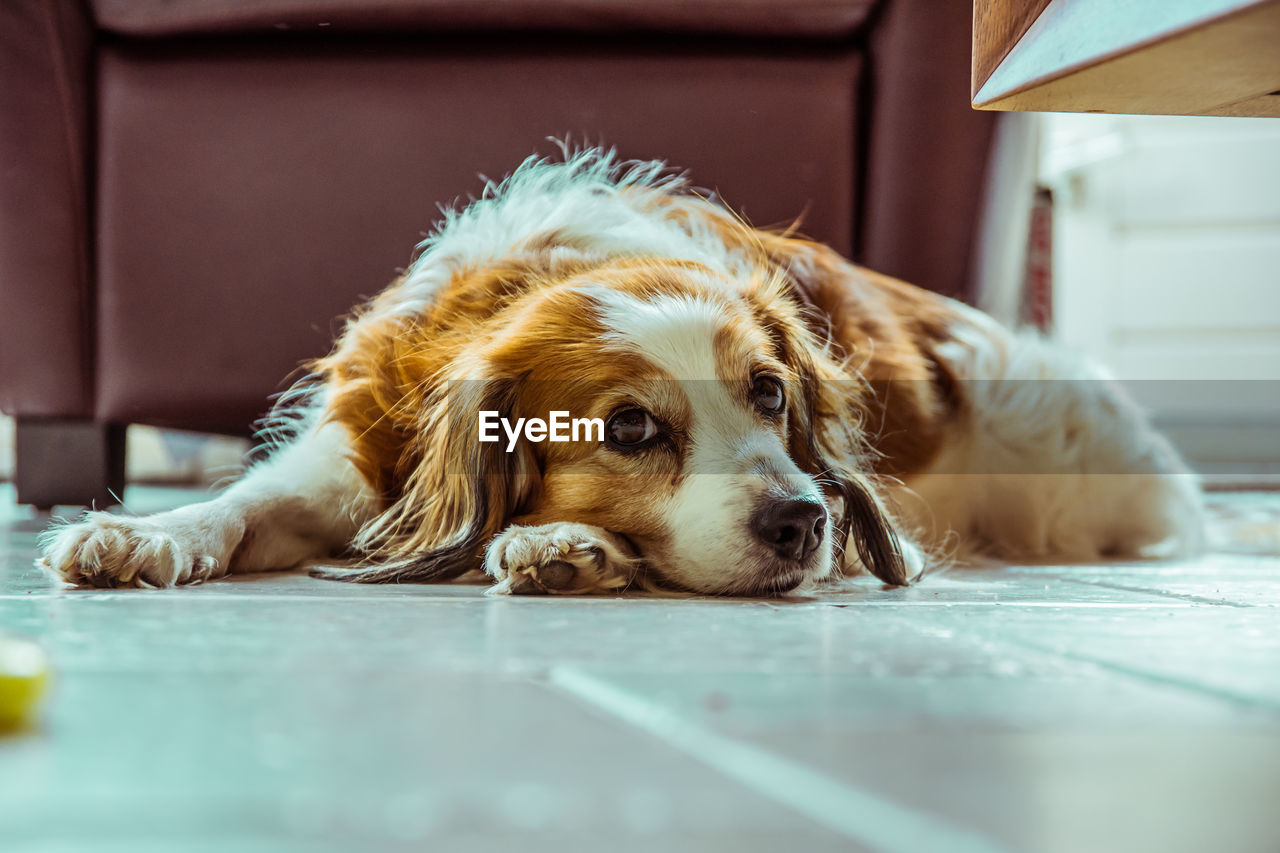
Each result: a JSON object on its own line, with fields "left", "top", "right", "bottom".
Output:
{"left": 40, "top": 149, "right": 1204, "bottom": 595}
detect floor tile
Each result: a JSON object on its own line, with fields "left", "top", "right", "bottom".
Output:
{"left": 3, "top": 483, "right": 1280, "bottom": 852}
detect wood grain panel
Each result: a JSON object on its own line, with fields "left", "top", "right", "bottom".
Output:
{"left": 1204, "top": 91, "right": 1280, "bottom": 115}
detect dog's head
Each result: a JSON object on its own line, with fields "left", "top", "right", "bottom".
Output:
{"left": 329, "top": 251, "right": 908, "bottom": 595}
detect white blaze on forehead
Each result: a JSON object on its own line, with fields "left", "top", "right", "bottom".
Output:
{"left": 591, "top": 286, "right": 834, "bottom": 592}
{"left": 594, "top": 286, "right": 760, "bottom": 472}
{"left": 595, "top": 290, "right": 726, "bottom": 381}
{"left": 592, "top": 286, "right": 761, "bottom": 444}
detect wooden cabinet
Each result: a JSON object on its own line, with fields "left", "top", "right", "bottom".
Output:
{"left": 972, "top": 0, "right": 1280, "bottom": 116}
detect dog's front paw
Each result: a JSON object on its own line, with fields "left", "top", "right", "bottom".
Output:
{"left": 484, "top": 522, "right": 637, "bottom": 595}
{"left": 39, "top": 511, "right": 234, "bottom": 589}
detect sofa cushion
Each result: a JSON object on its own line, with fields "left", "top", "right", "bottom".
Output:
{"left": 93, "top": 43, "right": 863, "bottom": 432}
{"left": 90, "top": 0, "right": 878, "bottom": 40}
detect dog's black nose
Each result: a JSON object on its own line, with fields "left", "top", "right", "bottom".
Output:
{"left": 751, "top": 498, "right": 827, "bottom": 562}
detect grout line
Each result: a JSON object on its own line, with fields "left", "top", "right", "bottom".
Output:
{"left": 1004, "top": 640, "right": 1280, "bottom": 715}
{"left": 548, "top": 666, "right": 1011, "bottom": 853}
{"left": 1058, "top": 577, "right": 1253, "bottom": 608}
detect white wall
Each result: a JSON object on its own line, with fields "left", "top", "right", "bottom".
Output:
{"left": 1039, "top": 114, "right": 1280, "bottom": 472}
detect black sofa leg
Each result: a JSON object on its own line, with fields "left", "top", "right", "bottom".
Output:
{"left": 14, "top": 419, "right": 126, "bottom": 510}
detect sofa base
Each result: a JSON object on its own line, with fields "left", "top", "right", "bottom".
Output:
{"left": 15, "top": 419, "right": 126, "bottom": 509}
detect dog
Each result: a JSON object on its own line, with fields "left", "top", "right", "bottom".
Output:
{"left": 39, "top": 149, "right": 1204, "bottom": 595}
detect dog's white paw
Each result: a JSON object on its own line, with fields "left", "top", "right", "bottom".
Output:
{"left": 38, "top": 511, "right": 235, "bottom": 589}
{"left": 484, "top": 522, "right": 637, "bottom": 595}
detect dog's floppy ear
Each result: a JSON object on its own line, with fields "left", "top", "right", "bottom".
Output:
{"left": 748, "top": 278, "right": 909, "bottom": 586}
{"left": 312, "top": 375, "right": 539, "bottom": 583}
{"left": 789, "top": 348, "right": 909, "bottom": 587}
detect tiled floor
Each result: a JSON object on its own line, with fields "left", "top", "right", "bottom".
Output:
{"left": 2, "top": 484, "right": 1278, "bottom": 853}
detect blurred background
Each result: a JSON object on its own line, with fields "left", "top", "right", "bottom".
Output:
{"left": 978, "top": 111, "right": 1280, "bottom": 483}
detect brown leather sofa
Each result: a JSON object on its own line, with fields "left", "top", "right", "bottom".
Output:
{"left": 0, "top": 0, "right": 994, "bottom": 507}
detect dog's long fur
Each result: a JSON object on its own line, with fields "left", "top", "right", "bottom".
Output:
{"left": 39, "top": 149, "right": 1204, "bottom": 595}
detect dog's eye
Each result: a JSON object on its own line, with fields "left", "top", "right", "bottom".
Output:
{"left": 607, "top": 409, "right": 659, "bottom": 448}
{"left": 752, "top": 375, "right": 785, "bottom": 413}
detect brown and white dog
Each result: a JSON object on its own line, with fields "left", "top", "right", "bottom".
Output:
{"left": 40, "top": 150, "right": 1204, "bottom": 595}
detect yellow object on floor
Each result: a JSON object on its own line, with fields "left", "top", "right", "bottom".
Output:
{"left": 0, "top": 634, "right": 49, "bottom": 731}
